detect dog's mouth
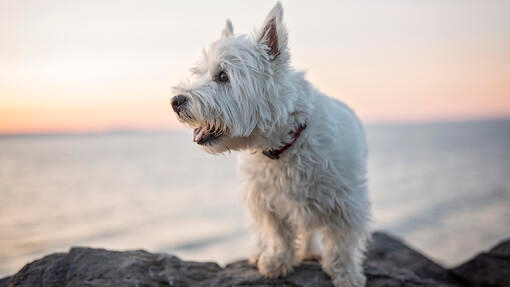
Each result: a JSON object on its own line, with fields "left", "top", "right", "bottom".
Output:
{"left": 193, "top": 125, "right": 224, "bottom": 145}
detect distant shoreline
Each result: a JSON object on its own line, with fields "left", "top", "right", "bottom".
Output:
{"left": 1, "top": 117, "right": 509, "bottom": 138}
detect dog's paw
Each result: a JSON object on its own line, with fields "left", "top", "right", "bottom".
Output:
{"left": 329, "top": 270, "right": 366, "bottom": 287}
{"left": 257, "top": 251, "right": 294, "bottom": 279}
{"left": 331, "top": 275, "right": 366, "bottom": 287}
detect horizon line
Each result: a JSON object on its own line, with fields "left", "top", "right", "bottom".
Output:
{"left": 1, "top": 117, "right": 509, "bottom": 137}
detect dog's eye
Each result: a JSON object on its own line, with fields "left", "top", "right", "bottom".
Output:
{"left": 218, "top": 71, "right": 229, "bottom": 82}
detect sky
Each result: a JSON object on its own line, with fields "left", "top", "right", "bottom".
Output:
{"left": 0, "top": 0, "right": 509, "bottom": 134}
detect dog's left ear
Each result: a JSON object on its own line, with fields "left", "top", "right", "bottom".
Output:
{"left": 221, "top": 19, "right": 234, "bottom": 38}
{"left": 256, "top": 2, "right": 288, "bottom": 60}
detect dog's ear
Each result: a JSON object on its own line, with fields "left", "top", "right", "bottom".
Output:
{"left": 221, "top": 19, "right": 234, "bottom": 38}
{"left": 256, "top": 2, "right": 288, "bottom": 60}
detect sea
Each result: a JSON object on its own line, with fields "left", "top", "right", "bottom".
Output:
{"left": 1, "top": 120, "right": 509, "bottom": 277}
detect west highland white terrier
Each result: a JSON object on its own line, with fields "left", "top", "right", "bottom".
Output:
{"left": 171, "top": 3, "right": 371, "bottom": 286}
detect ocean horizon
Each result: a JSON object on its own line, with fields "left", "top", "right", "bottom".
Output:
{"left": 2, "top": 117, "right": 510, "bottom": 137}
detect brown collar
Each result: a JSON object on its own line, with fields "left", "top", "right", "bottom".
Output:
{"left": 262, "top": 123, "right": 307, "bottom": 160}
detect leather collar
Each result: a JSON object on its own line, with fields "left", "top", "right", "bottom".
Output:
{"left": 262, "top": 123, "right": 307, "bottom": 160}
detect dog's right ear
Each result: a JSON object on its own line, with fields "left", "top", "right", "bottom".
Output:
{"left": 221, "top": 19, "right": 234, "bottom": 38}
{"left": 256, "top": 2, "right": 288, "bottom": 60}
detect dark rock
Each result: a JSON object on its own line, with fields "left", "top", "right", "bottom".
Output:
{"left": 0, "top": 277, "right": 11, "bottom": 287}
{"left": 1, "top": 248, "right": 223, "bottom": 287}
{"left": 367, "top": 232, "right": 462, "bottom": 285}
{"left": 1, "top": 231, "right": 506, "bottom": 287}
{"left": 205, "top": 260, "right": 333, "bottom": 287}
{"left": 451, "top": 238, "right": 510, "bottom": 287}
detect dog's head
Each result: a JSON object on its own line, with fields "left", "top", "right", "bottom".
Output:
{"left": 171, "top": 2, "right": 291, "bottom": 154}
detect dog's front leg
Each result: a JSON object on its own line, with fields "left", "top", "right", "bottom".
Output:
{"left": 245, "top": 198, "right": 295, "bottom": 278}
{"left": 321, "top": 226, "right": 366, "bottom": 287}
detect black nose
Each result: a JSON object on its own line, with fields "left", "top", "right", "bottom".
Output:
{"left": 171, "top": 95, "right": 187, "bottom": 113}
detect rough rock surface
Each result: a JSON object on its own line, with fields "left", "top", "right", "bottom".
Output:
{"left": 1, "top": 231, "right": 508, "bottom": 287}
{"left": 366, "top": 232, "right": 461, "bottom": 285}
{"left": 451, "top": 238, "right": 510, "bottom": 287}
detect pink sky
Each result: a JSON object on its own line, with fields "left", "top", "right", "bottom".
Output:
{"left": 1, "top": 0, "right": 509, "bottom": 134}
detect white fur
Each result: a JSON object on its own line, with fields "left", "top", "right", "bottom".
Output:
{"left": 171, "top": 3, "right": 371, "bottom": 287}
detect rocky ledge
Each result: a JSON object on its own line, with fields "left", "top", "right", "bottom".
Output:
{"left": 1, "top": 231, "right": 509, "bottom": 287}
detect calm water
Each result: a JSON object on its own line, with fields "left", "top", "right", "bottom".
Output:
{"left": 1, "top": 120, "right": 510, "bottom": 276}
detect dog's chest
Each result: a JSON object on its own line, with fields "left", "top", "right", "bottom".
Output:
{"left": 240, "top": 155, "right": 318, "bottom": 206}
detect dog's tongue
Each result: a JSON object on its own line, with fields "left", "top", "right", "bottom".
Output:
{"left": 193, "top": 127, "right": 205, "bottom": 143}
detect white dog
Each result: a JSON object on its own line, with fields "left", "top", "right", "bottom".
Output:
{"left": 171, "top": 3, "right": 371, "bottom": 286}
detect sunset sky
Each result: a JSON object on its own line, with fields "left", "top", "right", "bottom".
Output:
{"left": 1, "top": 0, "right": 509, "bottom": 134}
